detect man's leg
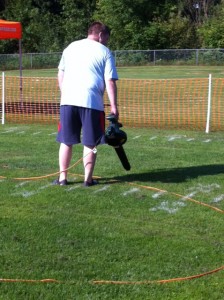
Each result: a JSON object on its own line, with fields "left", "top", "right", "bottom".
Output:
{"left": 58, "top": 143, "right": 73, "bottom": 182}
{"left": 83, "top": 145, "right": 97, "bottom": 183}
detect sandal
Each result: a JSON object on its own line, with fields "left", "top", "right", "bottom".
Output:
{"left": 83, "top": 180, "right": 98, "bottom": 187}
{"left": 52, "top": 178, "right": 68, "bottom": 186}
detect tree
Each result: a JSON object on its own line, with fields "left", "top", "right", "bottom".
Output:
{"left": 198, "top": 0, "right": 224, "bottom": 47}
{"left": 93, "top": 0, "right": 202, "bottom": 49}
{"left": 93, "top": 0, "right": 134, "bottom": 49}
{"left": 177, "top": 0, "right": 221, "bottom": 24}
{"left": 60, "top": 0, "right": 96, "bottom": 46}
{"left": 143, "top": 16, "right": 199, "bottom": 49}
{"left": 1, "top": 0, "right": 63, "bottom": 52}
{"left": 0, "top": 0, "right": 14, "bottom": 11}
{"left": 0, "top": 0, "right": 223, "bottom": 53}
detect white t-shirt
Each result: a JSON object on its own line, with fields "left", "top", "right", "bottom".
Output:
{"left": 58, "top": 38, "right": 118, "bottom": 111}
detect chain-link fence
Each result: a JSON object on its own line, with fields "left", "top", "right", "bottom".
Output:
{"left": 113, "top": 49, "right": 224, "bottom": 66}
{"left": 1, "top": 49, "right": 224, "bottom": 70}
{"left": 0, "top": 52, "right": 62, "bottom": 70}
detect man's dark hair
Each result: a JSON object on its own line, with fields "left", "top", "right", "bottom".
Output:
{"left": 88, "top": 21, "right": 111, "bottom": 36}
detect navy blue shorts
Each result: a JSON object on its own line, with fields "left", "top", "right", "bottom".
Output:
{"left": 57, "top": 105, "right": 105, "bottom": 146}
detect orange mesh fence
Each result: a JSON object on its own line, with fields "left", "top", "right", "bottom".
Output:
{"left": 2, "top": 76, "right": 60, "bottom": 124}
{"left": 104, "top": 78, "right": 209, "bottom": 130}
{"left": 1, "top": 76, "right": 224, "bottom": 131}
{"left": 211, "top": 78, "right": 224, "bottom": 131}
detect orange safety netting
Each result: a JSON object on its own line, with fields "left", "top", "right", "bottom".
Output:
{"left": 1, "top": 76, "right": 60, "bottom": 124}
{"left": 1, "top": 76, "right": 224, "bottom": 130}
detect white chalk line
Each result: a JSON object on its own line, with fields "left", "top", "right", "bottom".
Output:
{"left": 12, "top": 183, "right": 52, "bottom": 198}
{"left": 212, "top": 194, "right": 224, "bottom": 203}
{"left": 150, "top": 200, "right": 186, "bottom": 214}
{"left": 94, "top": 185, "right": 110, "bottom": 193}
{"left": 123, "top": 188, "right": 140, "bottom": 196}
{"left": 128, "top": 182, "right": 224, "bottom": 214}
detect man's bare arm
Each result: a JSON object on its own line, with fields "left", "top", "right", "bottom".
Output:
{"left": 58, "top": 69, "right": 64, "bottom": 91}
{"left": 105, "top": 79, "right": 119, "bottom": 118}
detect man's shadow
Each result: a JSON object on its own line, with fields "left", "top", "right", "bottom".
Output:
{"left": 112, "top": 164, "right": 224, "bottom": 183}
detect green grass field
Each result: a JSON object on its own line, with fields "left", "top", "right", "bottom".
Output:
{"left": 4, "top": 65, "right": 224, "bottom": 79}
{"left": 1, "top": 66, "right": 224, "bottom": 298}
{"left": 0, "top": 124, "right": 224, "bottom": 299}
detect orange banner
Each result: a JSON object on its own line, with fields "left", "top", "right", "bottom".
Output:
{"left": 0, "top": 19, "right": 22, "bottom": 39}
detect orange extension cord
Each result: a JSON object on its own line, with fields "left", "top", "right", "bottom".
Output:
{"left": 0, "top": 156, "right": 223, "bottom": 285}
{"left": 92, "top": 265, "right": 224, "bottom": 285}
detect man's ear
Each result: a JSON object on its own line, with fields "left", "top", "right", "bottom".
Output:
{"left": 98, "top": 32, "right": 103, "bottom": 42}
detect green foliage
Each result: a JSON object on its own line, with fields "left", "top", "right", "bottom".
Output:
{"left": 60, "top": 0, "right": 96, "bottom": 46}
{"left": 93, "top": 0, "right": 139, "bottom": 49}
{"left": 93, "top": 0, "right": 181, "bottom": 50}
{"left": 198, "top": 1, "right": 224, "bottom": 48}
{"left": 143, "top": 16, "right": 199, "bottom": 49}
{"left": 1, "top": 0, "right": 62, "bottom": 52}
{"left": 0, "top": 0, "right": 224, "bottom": 53}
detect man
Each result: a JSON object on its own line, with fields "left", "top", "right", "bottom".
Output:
{"left": 54, "top": 21, "right": 119, "bottom": 187}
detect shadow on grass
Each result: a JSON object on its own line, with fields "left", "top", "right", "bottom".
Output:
{"left": 112, "top": 164, "right": 224, "bottom": 183}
